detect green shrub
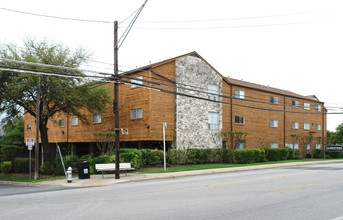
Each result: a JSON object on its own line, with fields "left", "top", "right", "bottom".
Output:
{"left": 88, "top": 155, "right": 111, "bottom": 174}
{"left": 326, "top": 152, "right": 343, "bottom": 159}
{"left": 1, "top": 145, "right": 25, "bottom": 161}
{"left": 13, "top": 158, "right": 35, "bottom": 173}
{"left": 120, "top": 148, "right": 142, "bottom": 169}
{"left": 40, "top": 161, "right": 54, "bottom": 175}
{"left": 312, "top": 149, "right": 324, "bottom": 158}
{"left": 141, "top": 149, "right": 164, "bottom": 167}
{"left": 265, "top": 148, "right": 289, "bottom": 161}
{"left": 233, "top": 148, "right": 263, "bottom": 164}
{"left": 40, "top": 155, "right": 80, "bottom": 175}
{"left": 1, "top": 161, "right": 12, "bottom": 173}
{"left": 167, "top": 149, "right": 190, "bottom": 165}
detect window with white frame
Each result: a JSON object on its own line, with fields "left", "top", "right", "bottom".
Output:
{"left": 286, "top": 143, "right": 299, "bottom": 149}
{"left": 235, "top": 142, "right": 245, "bottom": 149}
{"left": 304, "top": 143, "right": 310, "bottom": 150}
{"left": 270, "top": 96, "right": 278, "bottom": 104}
{"left": 316, "top": 124, "right": 321, "bottom": 131}
{"left": 235, "top": 116, "right": 245, "bottom": 124}
{"left": 131, "top": 108, "right": 143, "bottom": 119}
{"left": 292, "top": 100, "right": 299, "bottom": 107}
{"left": 208, "top": 112, "right": 219, "bottom": 130}
{"left": 316, "top": 144, "right": 321, "bottom": 149}
{"left": 304, "top": 123, "right": 310, "bottom": 130}
{"left": 270, "top": 120, "right": 278, "bottom": 127}
{"left": 292, "top": 121, "right": 299, "bottom": 129}
{"left": 59, "top": 119, "right": 65, "bottom": 127}
{"left": 93, "top": 114, "right": 101, "bottom": 123}
{"left": 27, "top": 124, "right": 31, "bottom": 131}
{"left": 208, "top": 84, "right": 219, "bottom": 101}
{"left": 71, "top": 117, "right": 78, "bottom": 126}
{"left": 131, "top": 76, "right": 143, "bottom": 88}
{"left": 315, "top": 105, "right": 321, "bottom": 111}
{"left": 270, "top": 142, "right": 278, "bottom": 148}
{"left": 235, "top": 89, "right": 245, "bottom": 99}
{"left": 304, "top": 103, "right": 310, "bottom": 110}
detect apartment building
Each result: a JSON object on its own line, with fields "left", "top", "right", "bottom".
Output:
{"left": 24, "top": 52, "right": 326, "bottom": 155}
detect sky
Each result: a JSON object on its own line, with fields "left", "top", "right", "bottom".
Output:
{"left": 0, "top": 0, "right": 342, "bottom": 131}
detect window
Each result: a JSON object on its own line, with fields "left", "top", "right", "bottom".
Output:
{"left": 208, "top": 84, "right": 219, "bottom": 101}
{"left": 316, "top": 144, "right": 321, "bottom": 149}
{"left": 131, "top": 76, "right": 143, "bottom": 88}
{"left": 304, "top": 143, "right": 310, "bottom": 150}
{"left": 235, "top": 116, "right": 245, "bottom": 124}
{"left": 292, "top": 122, "right": 299, "bottom": 129}
{"left": 270, "top": 143, "right": 278, "bottom": 148}
{"left": 270, "top": 120, "right": 278, "bottom": 127}
{"left": 316, "top": 124, "right": 321, "bottom": 131}
{"left": 292, "top": 100, "right": 299, "bottom": 107}
{"left": 304, "top": 103, "right": 310, "bottom": 110}
{"left": 287, "top": 143, "right": 299, "bottom": 149}
{"left": 131, "top": 108, "right": 143, "bottom": 119}
{"left": 208, "top": 112, "right": 219, "bottom": 130}
{"left": 235, "top": 142, "right": 245, "bottom": 149}
{"left": 304, "top": 123, "right": 310, "bottom": 130}
{"left": 93, "top": 115, "right": 101, "bottom": 123}
{"left": 270, "top": 96, "right": 278, "bottom": 104}
{"left": 71, "top": 117, "right": 78, "bottom": 126}
{"left": 59, "top": 119, "right": 65, "bottom": 127}
{"left": 235, "top": 89, "right": 245, "bottom": 99}
{"left": 316, "top": 105, "right": 321, "bottom": 111}
{"left": 27, "top": 124, "right": 31, "bottom": 131}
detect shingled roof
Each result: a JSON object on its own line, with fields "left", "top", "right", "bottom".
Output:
{"left": 227, "top": 77, "right": 322, "bottom": 103}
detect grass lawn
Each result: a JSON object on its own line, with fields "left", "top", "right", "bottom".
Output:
{"left": 0, "top": 173, "right": 66, "bottom": 183}
{"left": 138, "top": 159, "right": 341, "bottom": 173}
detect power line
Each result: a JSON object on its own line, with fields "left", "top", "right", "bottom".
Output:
{"left": 138, "top": 11, "right": 316, "bottom": 24}
{"left": 135, "top": 20, "right": 319, "bottom": 30}
{"left": 0, "top": 66, "right": 112, "bottom": 82}
{"left": 2, "top": 64, "right": 342, "bottom": 115}
{"left": 128, "top": 70, "right": 328, "bottom": 111}
{"left": 118, "top": 0, "right": 148, "bottom": 49}
{"left": 119, "top": 77, "right": 342, "bottom": 115}
{"left": 0, "top": 7, "right": 113, "bottom": 24}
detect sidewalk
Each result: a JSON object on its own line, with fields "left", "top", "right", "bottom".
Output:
{"left": 2, "top": 160, "right": 343, "bottom": 188}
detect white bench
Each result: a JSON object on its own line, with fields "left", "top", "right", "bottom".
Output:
{"left": 95, "top": 163, "right": 135, "bottom": 178}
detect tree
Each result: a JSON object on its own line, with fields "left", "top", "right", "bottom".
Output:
{"left": 327, "top": 122, "right": 343, "bottom": 144}
{"left": 0, "top": 115, "right": 24, "bottom": 145}
{"left": 0, "top": 38, "right": 111, "bottom": 160}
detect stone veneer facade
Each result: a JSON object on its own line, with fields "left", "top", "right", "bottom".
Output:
{"left": 175, "top": 55, "right": 222, "bottom": 149}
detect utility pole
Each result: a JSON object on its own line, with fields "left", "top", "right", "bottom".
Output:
{"left": 34, "top": 76, "right": 40, "bottom": 180}
{"left": 113, "top": 21, "right": 120, "bottom": 179}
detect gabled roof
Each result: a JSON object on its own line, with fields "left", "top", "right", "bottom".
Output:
{"left": 123, "top": 51, "right": 230, "bottom": 84}
{"left": 227, "top": 77, "right": 323, "bottom": 103}
{"left": 123, "top": 51, "right": 322, "bottom": 103}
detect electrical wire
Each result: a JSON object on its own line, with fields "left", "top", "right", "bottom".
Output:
{"left": 127, "top": 69, "right": 327, "bottom": 111}
{"left": 0, "top": 66, "right": 113, "bottom": 83}
{"left": 119, "top": 77, "right": 343, "bottom": 115}
{"left": 2, "top": 64, "right": 343, "bottom": 115}
{"left": 118, "top": 0, "right": 148, "bottom": 49}
{"left": 135, "top": 20, "right": 319, "bottom": 30}
{"left": 138, "top": 11, "right": 315, "bottom": 24}
{"left": 0, "top": 7, "right": 113, "bottom": 24}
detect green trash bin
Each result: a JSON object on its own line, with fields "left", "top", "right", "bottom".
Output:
{"left": 77, "top": 161, "right": 90, "bottom": 179}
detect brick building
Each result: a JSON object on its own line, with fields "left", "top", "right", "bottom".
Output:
{"left": 24, "top": 52, "right": 326, "bottom": 155}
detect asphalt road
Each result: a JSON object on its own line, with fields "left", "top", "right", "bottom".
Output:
{"left": 1, "top": 163, "right": 343, "bottom": 220}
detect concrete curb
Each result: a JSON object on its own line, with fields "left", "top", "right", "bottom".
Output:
{"left": 1, "top": 160, "right": 342, "bottom": 188}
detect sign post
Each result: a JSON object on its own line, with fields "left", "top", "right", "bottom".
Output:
{"left": 163, "top": 122, "right": 167, "bottom": 172}
{"left": 25, "top": 138, "right": 35, "bottom": 180}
